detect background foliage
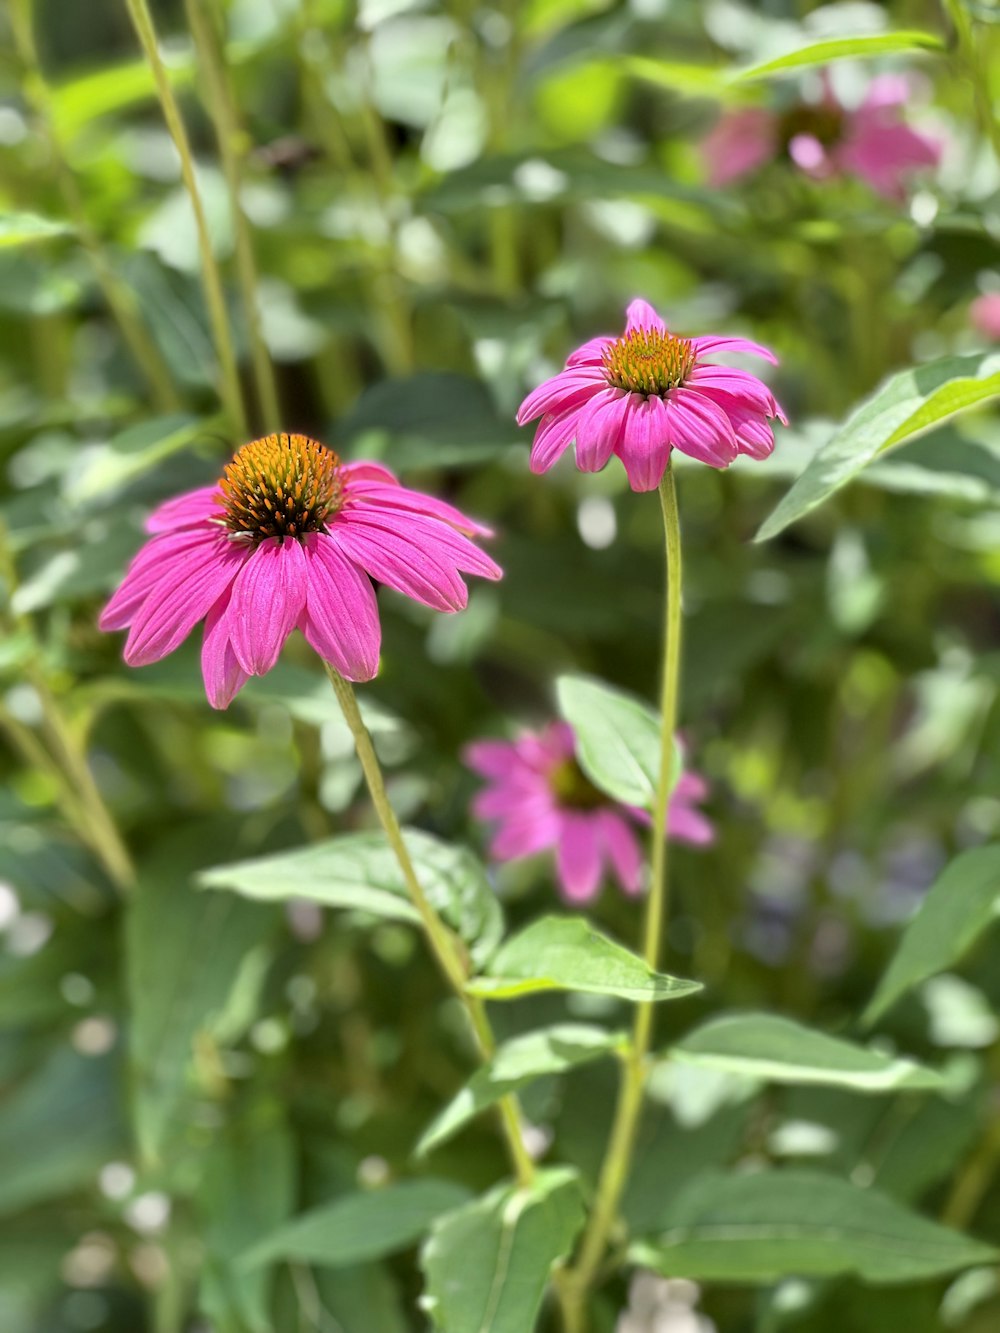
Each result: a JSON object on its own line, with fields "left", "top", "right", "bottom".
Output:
{"left": 4, "top": 0, "right": 1000, "bottom": 1330}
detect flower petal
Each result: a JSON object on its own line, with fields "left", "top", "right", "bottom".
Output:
{"left": 565, "top": 335, "right": 614, "bottom": 368}
{"left": 516, "top": 369, "right": 605, "bottom": 426}
{"left": 616, "top": 394, "right": 671, "bottom": 491}
{"left": 575, "top": 387, "right": 628, "bottom": 472}
{"left": 556, "top": 812, "right": 603, "bottom": 902}
{"left": 597, "top": 810, "right": 644, "bottom": 895}
{"left": 690, "top": 334, "right": 778, "bottom": 365}
{"left": 145, "top": 486, "right": 224, "bottom": 534}
{"left": 228, "top": 537, "right": 308, "bottom": 676}
{"left": 624, "top": 298, "right": 667, "bottom": 335}
{"left": 665, "top": 389, "right": 739, "bottom": 468}
{"left": 201, "top": 594, "right": 249, "bottom": 710}
{"left": 100, "top": 527, "right": 217, "bottom": 632}
{"left": 343, "top": 476, "right": 492, "bottom": 537}
{"left": 465, "top": 739, "right": 520, "bottom": 780}
{"left": 300, "top": 534, "right": 381, "bottom": 681}
{"left": 688, "top": 365, "right": 780, "bottom": 416}
{"left": 530, "top": 407, "right": 580, "bottom": 474}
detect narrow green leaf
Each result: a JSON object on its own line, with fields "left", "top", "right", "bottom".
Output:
{"left": 242, "top": 1180, "right": 472, "bottom": 1269}
{"left": 466, "top": 916, "right": 701, "bottom": 1002}
{"left": 199, "top": 828, "right": 504, "bottom": 969}
{"left": 417, "top": 1024, "right": 625, "bottom": 1157}
{"left": 735, "top": 31, "right": 944, "bottom": 81}
{"left": 0, "top": 212, "right": 74, "bottom": 247}
{"left": 757, "top": 352, "right": 1000, "bottom": 540}
{"left": 627, "top": 57, "right": 738, "bottom": 100}
{"left": 556, "top": 674, "right": 674, "bottom": 807}
{"left": 51, "top": 56, "right": 196, "bottom": 136}
{"left": 864, "top": 846, "right": 1000, "bottom": 1026}
{"left": 630, "top": 1171, "right": 996, "bottom": 1284}
{"left": 421, "top": 1168, "right": 585, "bottom": 1333}
{"left": 673, "top": 1013, "right": 944, "bottom": 1092}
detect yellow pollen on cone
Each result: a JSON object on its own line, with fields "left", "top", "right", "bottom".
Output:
{"left": 602, "top": 328, "right": 696, "bottom": 396}
{"left": 220, "top": 433, "right": 344, "bottom": 541}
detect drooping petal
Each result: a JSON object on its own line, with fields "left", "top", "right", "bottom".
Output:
{"left": 516, "top": 369, "right": 605, "bottom": 426}
{"left": 530, "top": 407, "right": 580, "bottom": 474}
{"left": 624, "top": 298, "right": 667, "bottom": 335}
{"left": 339, "top": 460, "right": 398, "bottom": 486}
{"left": 615, "top": 394, "right": 671, "bottom": 492}
{"left": 464, "top": 739, "right": 521, "bottom": 780}
{"left": 837, "top": 113, "right": 941, "bottom": 201}
{"left": 701, "top": 107, "right": 778, "bottom": 186}
{"left": 665, "top": 389, "right": 739, "bottom": 468}
{"left": 300, "top": 533, "right": 381, "bottom": 681}
{"left": 690, "top": 335, "right": 778, "bottom": 365}
{"left": 668, "top": 770, "right": 715, "bottom": 846}
{"left": 491, "top": 810, "right": 561, "bottom": 861}
{"left": 575, "top": 388, "right": 629, "bottom": 472}
{"left": 100, "top": 527, "right": 218, "bottom": 632}
{"left": 123, "top": 533, "right": 248, "bottom": 667}
{"left": 555, "top": 812, "right": 603, "bottom": 902}
{"left": 227, "top": 537, "right": 308, "bottom": 676}
{"left": 688, "top": 365, "right": 780, "bottom": 416}
{"left": 597, "top": 810, "right": 644, "bottom": 895}
{"left": 201, "top": 594, "right": 249, "bottom": 710}
{"left": 565, "top": 335, "right": 614, "bottom": 368}
{"left": 342, "top": 477, "right": 493, "bottom": 537}
{"left": 145, "top": 486, "right": 224, "bottom": 534}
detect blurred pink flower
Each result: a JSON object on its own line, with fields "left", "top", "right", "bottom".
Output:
{"left": 517, "top": 298, "right": 784, "bottom": 491}
{"left": 970, "top": 292, "right": 1000, "bottom": 341}
{"left": 465, "top": 721, "right": 713, "bottom": 903}
{"left": 101, "top": 433, "right": 500, "bottom": 708}
{"left": 703, "top": 73, "right": 941, "bottom": 200}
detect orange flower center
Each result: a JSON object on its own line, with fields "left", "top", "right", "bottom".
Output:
{"left": 220, "top": 433, "right": 343, "bottom": 542}
{"left": 602, "top": 328, "right": 696, "bottom": 397}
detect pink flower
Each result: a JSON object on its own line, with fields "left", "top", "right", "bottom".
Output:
{"left": 100, "top": 433, "right": 500, "bottom": 709}
{"left": 703, "top": 73, "right": 941, "bottom": 201}
{"left": 971, "top": 292, "right": 1000, "bottom": 341}
{"left": 465, "top": 721, "right": 713, "bottom": 903}
{"left": 517, "top": 299, "right": 785, "bottom": 491}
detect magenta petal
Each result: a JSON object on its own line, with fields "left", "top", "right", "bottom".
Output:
{"left": 123, "top": 534, "right": 247, "bottom": 667}
{"left": 688, "top": 365, "right": 779, "bottom": 416}
{"left": 491, "top": 811, "right": 561, "bottom": 861}
{"left": 300, "top": 534, "right": 380, "bottom": 681}
{"left": 574, "top": 387, "right": 628, "bottom": 472}
{"left": 201, "top": 594, "right": 249, "bottom": 710}
{"left": 597, "top": 810, "right": 644, "bottom": 895}
{"left": 665, "top": 389, "right": 739, "bottom": 468}
{"left": 100, "top": 527, "right": 217, "bottom": 632}
{"left": 556, "top": 812, "right": 603, "bottom": 902}
{"left": 690, "top": 335, "right": 778, "bottom": 366}
{"left": 343, "top": 477, "right": 492, "bottom": 538}
{"left": 624, "top": 298, "right": 666, "bottom": 335}
{"left": 339, "top": 460, "right": 398, "bottom": 486}
{"left": 530, "top": 407, "right": 580, "bottom": 474}
{"left": 228, "top": 537, "right": 308, "bottom": 676}
{"left": 464, "top": 739, "right": 519, "bottom": 779}
{"left": 516, "top": 369, "right": 605, "bottom": 426}
{"left": 565, "top": 335, "right": 614, "bottom": 368}
{"left": 616, "top": 394, "right": 671, "bottom": 492}
{"left": 145, "top": 486, "right": 224, "bottom": 534}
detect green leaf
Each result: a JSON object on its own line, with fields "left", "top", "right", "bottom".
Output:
{"left": 421, "top": 1168, "right": 585, "bottom": 1333}
{"left": 67, "top": 414, "right": 217, "bottom": 505}
{"left": 626, "top": 57, "right": 738, "bottom": 100}
{"left": 466, "top": 916, "right": 701, "bottom": 1002}
{"left": 417, "top": 1024, "right": 625, "bottom": 1157}
{"left": 0, "top": 212, "right": 74, "bottom": 247}
{"left": 864, "top": 846, "right": 1000, "bottom": 1026}
{"left": 556, "top": 673, "right": 674, "bottom": 808}
{"left": 672, "top": 1013, "right": 944, "bottom": 1092}
{"left": 242, "top": 1180, "right": 472, "bottom": 1268}
{"left": 630, "top": 1171, "right": 997, "bottom": 1284}
{"left": 51, "top": 56, "right": 196, "bottom": 137}
{"left": 735, "top": 31, "right": 944, "bottom": 81}
{"left": 199, "top": 828, "right": 504, "bottom": 969}
{"left": 757, "top": 352, "right": 1000, "bottom": 540}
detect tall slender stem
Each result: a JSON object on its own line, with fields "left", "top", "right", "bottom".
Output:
{"left": 124, "top": 0, "right": 248, "bottom": 437}
{"left": 557, "top": 467, "right": 683, "bottom": 1331}
{"left": 322, "top": 664, "right": 535, "bottom": 1187}
{"left": 10, "top": 0, "right": 178, "bottom": 411}
{"left": 185, "top": 0, "right": 281, "bottom": 433}
{"left": 944, "top": 0, "right": 1000, "bottom": 165}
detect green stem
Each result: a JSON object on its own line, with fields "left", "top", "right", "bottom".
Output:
{"left": 185, "top": 0, "right": 281, "bottom": 433}
{"left": 10, "top": 0, "right": 178, "bottom": 411}
{"left": 944, "top": 0, "right": 1000, "bottom": 165}
{"left": 558, "top": 468, "right": 683, "bottom": 1331}
{"left": 124, "top": 0, "right": 248, "bottom": 437}
{"left": 322, "top": 664, "right": 535, "bottom": 1187}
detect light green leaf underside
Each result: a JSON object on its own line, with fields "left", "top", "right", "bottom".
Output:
{"left": 672, "top": 1012, "right": 944, "bottom": 1092}
{"left": 241, "top": 1179, "right": 471, "bottom": 1269}
{"left": 556, "top": 673, "right": 676, "bottom": 808}
{"left": 630, "top": 1170, "right": 996, "bottom": 1284}
{"left": 421, "top": 1168, "right": 585, "bottom": 1333}
{"left": 0, "top": 212, "right": 74, "bottom": 247}
{"left": 199, "top": 828, "right": 504, "bottom": 969}
{"left": 735, "top": 31, "right": 944, "bottom": 81}
{"left": 757, "top": 351, "right": 1000, "bottom": 540}
{"left": 417, "top": 1024, "right": 625, "bottom": 1157}
{"left": 466, "top": 915, "right": 702, "bottom": 1002}
{"left": 864, "top": 845, "right": 1000, "bottom": 1025}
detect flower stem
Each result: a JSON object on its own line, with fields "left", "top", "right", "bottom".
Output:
{"left": 322, "top": 663, "right": 536, "bottom": 1187}
{"left": 557, "top": 466, "right": 683, "bottom": 1331}
{"left": 125, "top": 0, "right": 248, "bottom": 437}
{"left": 10, "top": 0, "right": 178, "bottom": 412}
{"left": 944, "top": 0, "right": 1000, "bottom": 166}
{"left": 184, "top": 0, "right": 281, "bottom": 433}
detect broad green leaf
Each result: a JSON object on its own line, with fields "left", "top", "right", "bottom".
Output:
{"left": 51, "top": 56, "right": 196, "bottom": 137}
{"left": 417, "top": 1024, "right": 625, "bottom": 1157}
{"left": 421, "top": 1168, "right": 585, "bottom": 1333}
{"left": 466, "top": 916, "right": 701, "bottom": 1002}
{"left": 242, "top": 1180, "right": 471, "bottom": 1268}
{"left": 0, "top": 212, "right": 74, "bottom": 247}
{"left": 735, "top": 31, "right": 944, "bottom": 81}
{"left": 627, "top": 57, "right": 738, "bottom": 101}
{"left": 864, "top": 846, "right": 1000, "bottom": 1026}
{"left": 556, "top": 674, "right": 675, "bottom": 807}
{"left": 200, "top": 828, "right": 504, "bottom": 969}
{"left": 67, "top": 414, "right": 218, "bottom": 505}
{"left": 630, "top": 1171, "right": 996, "bottom": 1284}
{"left": 757, "top": 352, "right": 1000, "bottom": 540}
{"left": 673, "top": 1013, "right": 944, "bottom": 1092}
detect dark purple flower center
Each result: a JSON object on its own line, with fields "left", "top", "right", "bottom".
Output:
{"left": 778, "top": 102, "right": 845, "bottom": 154}
{"left": 550, "top": 758, "right": 609, "bottom": 811}
{"left": 221, "top": 433, "right": 344, "bottom": 542}
{"left": 602, "top": 328, "right": 696, "bottom": 397}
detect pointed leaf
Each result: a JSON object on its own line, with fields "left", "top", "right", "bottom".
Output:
{"left": 736, "top": 31, "right": 943, "bottom": 81}
{"left": 556, "top": 673, "right": 675, "bottom": 808}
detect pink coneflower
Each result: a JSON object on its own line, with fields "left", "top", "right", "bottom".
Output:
{"left": 970, "top": 291, "right": 1000, "bottom": 341}
{"left": 516, "top": 299, "right": 784, "bottom": 491}
{"left": 100, "top": 433, "right": 500, "bottom": 708}
{"left": 465, "top": 722, "right": 713, "bottom": 903}
{"left": 703, "top": 72, "right": 941, "bottom": 201}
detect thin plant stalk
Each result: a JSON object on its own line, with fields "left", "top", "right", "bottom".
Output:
{"left": 124, "top": 0, "right": 248, "bottom": 437}
{"left": 10, "top": 0, "right": 178, "bottom": 411}
{"left": 944, "top": 0, "right": 1000, "bottom": 166}
{"left": 185, "top": 0, "right": 281, "bottom": 433}
{"left": 323, "top": 664, "right": 536, "bottom": 1187}
{"left": 557, "top": 467, "right": 683, "bottom": 1331}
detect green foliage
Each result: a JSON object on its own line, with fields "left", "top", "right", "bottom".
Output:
{"left": 556, "top": 673, "right": 676, "bottom": 808}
